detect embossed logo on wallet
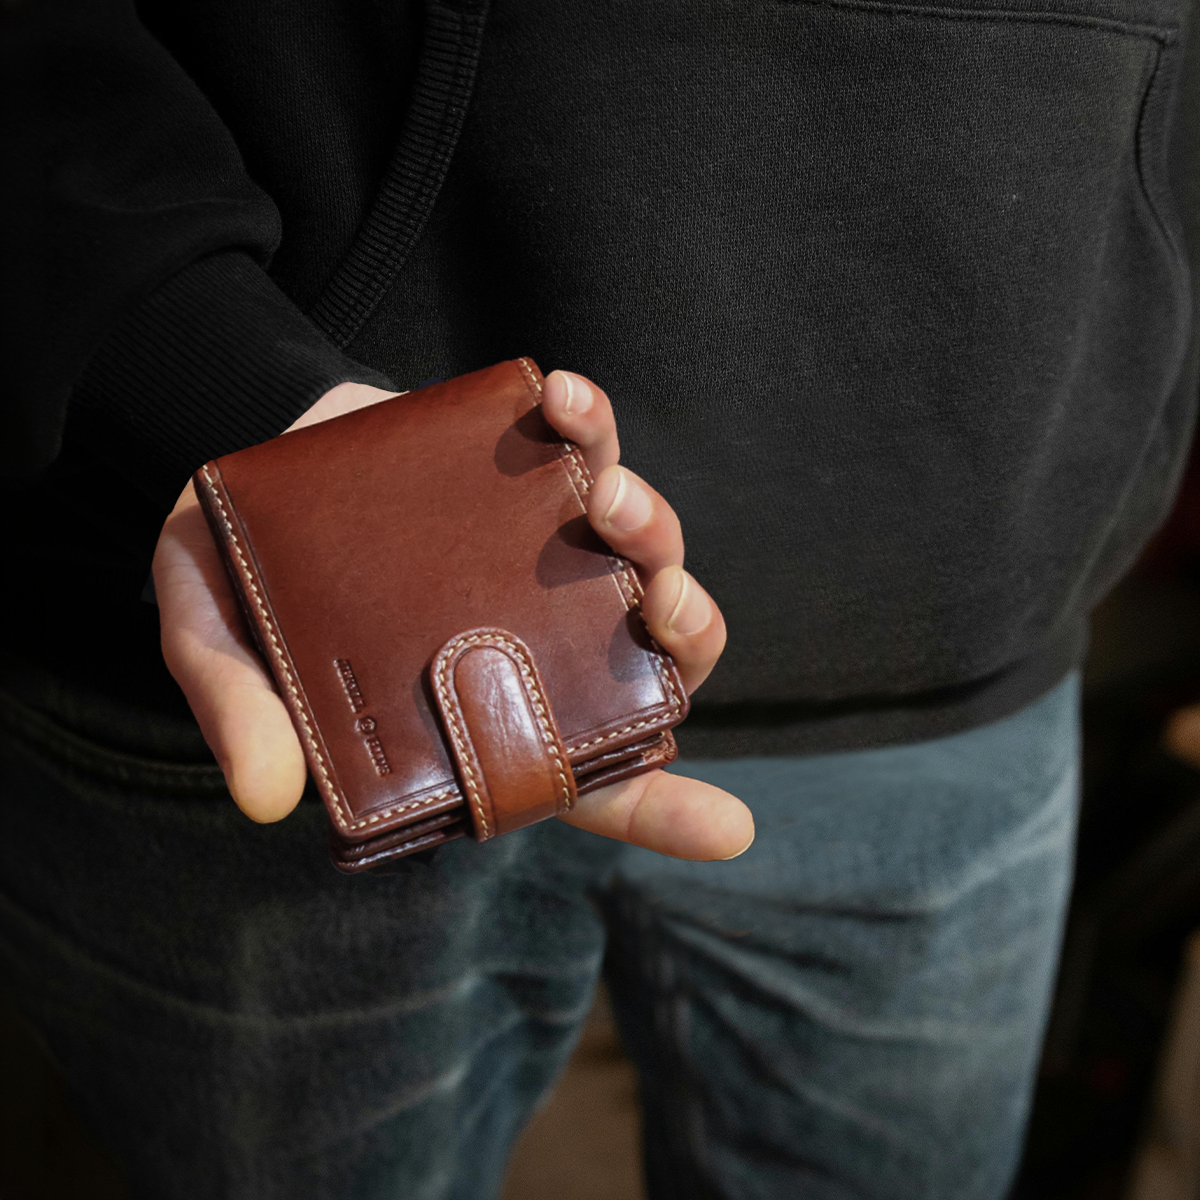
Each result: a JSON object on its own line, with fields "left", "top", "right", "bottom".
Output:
{"left": 334, "top": 658, "right": 366, "bottom": 712}
{"left": 334, "top": 659, "right": 392, "bottom": 775}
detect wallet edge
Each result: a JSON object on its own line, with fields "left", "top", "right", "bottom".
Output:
{"left": 192, "top": 357, "right": 691, "bottom": 852}
{"left": 194, "top": 459, "right": 359, "bottom": 835}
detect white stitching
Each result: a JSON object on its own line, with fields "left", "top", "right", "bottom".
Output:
{"left": 435, "top": 630, "right": 574, "bottom": 824}
{"left": 560, "top": 445, "right": 591, "bottom": 499}
{"left": 551, "top": 406, "right": 651, "bottom": 627}
{"left": 355, "top": 788, "right": 457, "bottom": 826}
{"left": 201, "top": 466, "right": 447, "bottom": 835}
{"left": 436, "top": 631, "right": 573, "bottom": 817}
{"left": 567, "top": 719, "right": 665, "bottom": 754}
{"left": 433, "top": 651, "right": 490, "bottom": 838}
{"left": 516, "top": 356, "right": 543, "bottom": 397}
{"left": 199, "top": 466, "right": 355, "bottom": 829}
{"left": 199, "top": 356, "right": 683, "bottom": 834}
{"left": 521, "top": 359, "right": 684, "bottom": 720}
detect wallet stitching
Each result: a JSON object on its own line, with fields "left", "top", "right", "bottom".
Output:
{"left": 494, "top": 630, "right": 573, "bottom": 812}
{"left": 561, "top": 456, "right": 685, "bottom": 721}
{"left": 436, "top": 630, "right": 574, "bottom": 821}
{"left": 434, "top": 645, "right": 492, "bottom": 838}
{"left": 606, "top": 564, "right": 686, "bottom": 716}
{"left": 555, "top": 430, "right": 674, "bottom": 677}
{"left": 435, "top": 630, "right": 575, "bottom": 832}
{"left": 199, "top": 465, "right": 352, "bottom": 830}
{"left": 204, "top": 359, "right": 681, "bottom": 840}
{"left": 356, "top": 788, "right": 457, "bottom": 827}
{"left": 568, "top": 718, "right": 672, "bottom": 754}
{"left": 203, "top": 467, "right": 448, "bottom": 836}
{"left": 516, "top": 356, "right": 543, "bottom": 401}
{"left": 516, "top": 356, "right": 686, "bottom": 728}
{"left": 519, "top": 357, "right": 639, "bottom": 620}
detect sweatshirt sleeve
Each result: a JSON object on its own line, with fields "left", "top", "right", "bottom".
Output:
{"left": 0, "top": 0, "right": 390, "bottom": 507}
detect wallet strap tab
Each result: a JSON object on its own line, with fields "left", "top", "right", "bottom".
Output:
{"left": 433, "top": 629, "right": 578, "bottom": 840}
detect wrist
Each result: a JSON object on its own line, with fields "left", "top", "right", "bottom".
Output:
{"left": 285, "top": 381, "right": 401, "bottom": 433}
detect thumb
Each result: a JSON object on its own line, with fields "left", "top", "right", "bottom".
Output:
{"left": 154, "top": 488, "right": 308, "bottom": 822}
{"left": 559, "top": 768, "right": 755, "bottom": 860}
{"left": 188, "top": 655, "right": 308, "bottom": 823}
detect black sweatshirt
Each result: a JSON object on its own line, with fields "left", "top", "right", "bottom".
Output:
{"left": 3, "top": 0, "right": 1199, "bottom": 758}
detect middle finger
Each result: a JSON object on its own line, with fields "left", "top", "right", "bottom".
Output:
{"left": 588, "top": 464, "right": 684, "bottom": 580}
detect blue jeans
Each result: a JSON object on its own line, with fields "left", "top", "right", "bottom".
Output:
{"left": 0, "top": 672, "right": 1079, "bottom": 1199}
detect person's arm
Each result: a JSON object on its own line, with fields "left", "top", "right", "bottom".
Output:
{"left": 4, "top": 3, "right": 752, "bottom": 859}
{"left": 1, "top": 0, "right": 387, "bottom": 509}
{"left": 153, "top": 370, "right": 756, "bottom": 861}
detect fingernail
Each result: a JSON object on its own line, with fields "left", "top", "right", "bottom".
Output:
{"left": 722, "top": 831, "right": 756, "bottom": 860}
{"left": 603, "top": 468, "right": 652, "bottom": 531}
{"left": 666, "top": 570, "right": 710, "bottom": 636}
{"left": 562, "top": 372, "right": 593, "bottom": 416}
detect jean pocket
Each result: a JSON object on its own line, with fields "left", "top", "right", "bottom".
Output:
{"left": 0, "top": 688, "right": 227, "bottom": 797}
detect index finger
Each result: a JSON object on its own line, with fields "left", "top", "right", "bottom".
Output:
{"left": 540, "top": 370, "right": 620, "bottom": 477}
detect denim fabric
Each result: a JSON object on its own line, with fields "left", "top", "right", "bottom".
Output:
{"left": 607, "top": 676, "right": 1080, "bottom": 1199}
{"left": 0, "top": 673, "right": 1078, "bottom": 1200}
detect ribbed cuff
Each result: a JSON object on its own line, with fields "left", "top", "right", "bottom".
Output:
{"left": 69, "top": 250, "right": 397, "bottom": 510}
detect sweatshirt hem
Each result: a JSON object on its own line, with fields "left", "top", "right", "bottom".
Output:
{"left": 676, "top": 623, "right": 1087, "bottom": 759}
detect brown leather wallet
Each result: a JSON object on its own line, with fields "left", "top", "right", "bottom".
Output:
{"left": 194, "top": 358, "right": 688, "bottom": 870}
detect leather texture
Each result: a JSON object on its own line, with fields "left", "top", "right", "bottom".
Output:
{"left": 194, "top": 358, "right": 687, "bottom": 870}
{"left": 433, "top": 628, "right": 577, "bottom": 839}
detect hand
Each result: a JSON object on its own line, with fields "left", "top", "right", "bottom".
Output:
{"left": 1165, "top": 703, "right": 1200, "bottom": 769}
{"left": 152, "top": 372, "right": 754, "bottom": 860}
{"left": 538, "top": 371, "right": 752, "bottom": 858}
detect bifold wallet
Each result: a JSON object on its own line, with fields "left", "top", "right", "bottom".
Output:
{"left": 194, "top": 358, "right": 688, "bottom": 871}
